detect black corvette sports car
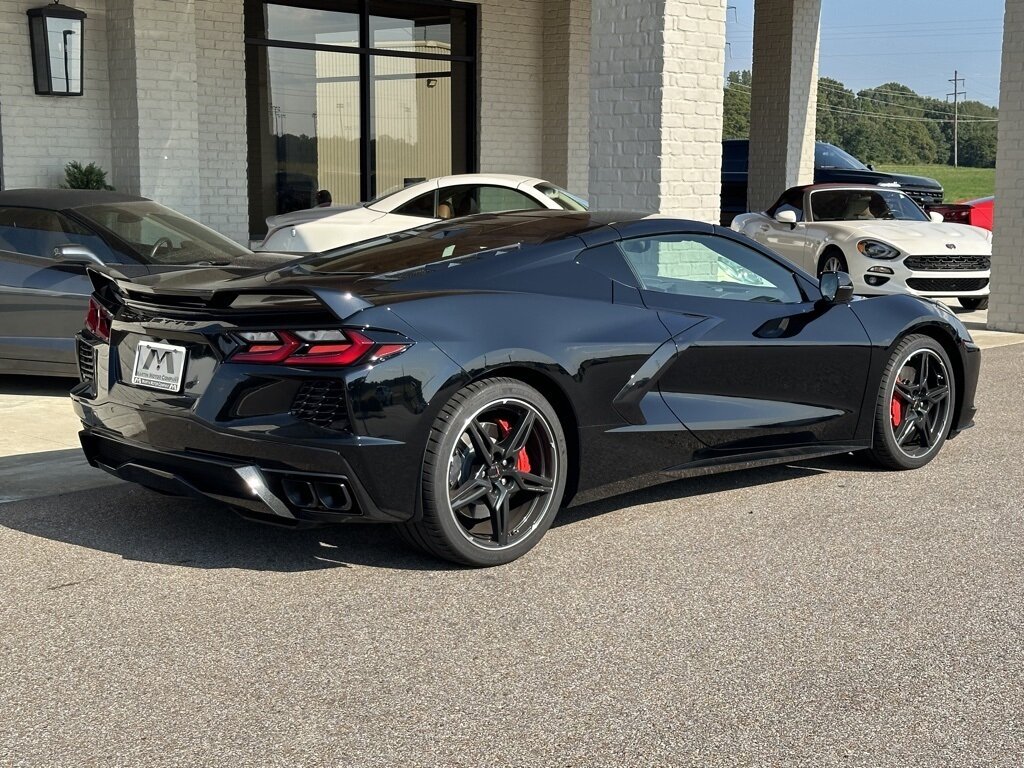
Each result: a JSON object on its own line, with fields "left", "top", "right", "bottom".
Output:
{"left": 72, "top": 211, "right": 980, "bottom": 565}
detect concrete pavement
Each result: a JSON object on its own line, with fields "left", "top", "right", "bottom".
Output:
{"left": 0, "top": 321, "right": 1021, "bottom": 766}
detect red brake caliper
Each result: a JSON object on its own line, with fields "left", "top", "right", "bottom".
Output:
{"left": 496, "top": 419, "right": 531, "bottom": 473}
{"left": 891, "top": 392, "right": 903, "bottom": 427}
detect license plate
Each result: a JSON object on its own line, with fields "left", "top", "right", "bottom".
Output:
{"left": 131, "top": 341, "right": 187, "bottom": 392}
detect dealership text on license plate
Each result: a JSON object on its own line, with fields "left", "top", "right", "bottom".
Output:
{"left": 131, "top": 340, "right": 187, "bottom": 392}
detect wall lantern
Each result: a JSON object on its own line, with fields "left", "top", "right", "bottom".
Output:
{"left": 27, "top": 2, "right": 87, "bottom": 96}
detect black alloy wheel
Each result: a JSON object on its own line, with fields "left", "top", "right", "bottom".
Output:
{"left": 958, "top": 296, "right": 989, "bottom": 311}
{"left": 399, "top": 378, "right": 567, "bottom": 566}
{"left": 869, "top": 334, "right": 956, "bottom": 470}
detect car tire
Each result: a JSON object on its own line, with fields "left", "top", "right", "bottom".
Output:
{"left": 868, "top": 334, "right": 956, "bottom": 471}
{"left": 958, "top": 296, "right": 989, "bottom": 311}
{"left": 817, "top": 248, "right": 848, "bottom": 277}
{"left": 398, "top": 377, "right": 568, "bottom": 567}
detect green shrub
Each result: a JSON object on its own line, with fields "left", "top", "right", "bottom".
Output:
{"left": 61, "top": 161, "right": 114, "bottom": 190}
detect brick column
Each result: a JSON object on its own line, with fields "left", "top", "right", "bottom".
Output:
{"left": 589, "top": 0, "right": 727, "bottom": 220}
{"left": 747, "top": 0, "right": 821, "bottom": 213}
{"left": 989, "top": 1, "right": 1024, "bottom": 332}
{"left": 543, "top": 0, "right": 590, "bottom": 196}
{"left": 106, "top": 0, "right": 201, "bottom": 220}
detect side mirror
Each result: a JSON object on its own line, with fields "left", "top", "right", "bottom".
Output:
{"left": 820, "top": 271, "right": 855, "bottom": 304}
{"left": 929, "top": 211, "right": 944, "bottom": 223}
{"left": 867, "top": 163, "right": 875, "bottom": 171}
{"left": 53, "top": 244, "right": 104, "bottom": 267}
{"left": 774, "top": 210, "right": 798, "bottom": 225}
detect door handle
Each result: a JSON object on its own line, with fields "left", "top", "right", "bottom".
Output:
{"left": 758, "top": 225, "right": 770, "bottom": 232}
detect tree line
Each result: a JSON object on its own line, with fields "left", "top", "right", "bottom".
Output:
{"left": 723, "top": 71, "right": 998, "bottom": 167}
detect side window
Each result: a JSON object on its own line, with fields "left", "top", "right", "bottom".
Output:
{"left": 437, "top": 185, "right": 544, "bottom": 219}
{"left": 618, "top": 234, "right": 803, "bottom": 304}
{"left": 394, "top": 191, "right": 436, "bottom": 219}
{"left": 476, "top": 186, "right": 544, "bottom": 213}
{"left": 0, "top": 207, "right": 114, "bottom": 262}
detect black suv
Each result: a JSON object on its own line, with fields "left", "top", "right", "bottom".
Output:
{"left": 721, "top": 139, "right": 944, "bottom": 224}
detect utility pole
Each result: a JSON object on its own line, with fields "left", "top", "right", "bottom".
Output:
{"left": 948, "top": 71, "right": 966, "bottom": 168}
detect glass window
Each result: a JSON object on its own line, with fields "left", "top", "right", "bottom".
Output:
{"left": 78, "top": 202, "right": 251, "bottom": 265}
{"left": 373, "top": 58, "right": 454, "bottom": 197}
{"left": 434, "top": 185, "right": 543, "bottom": 218}
{"left": 259, "top": 3, "right": 359, "bottom": 47}
{"left": 533, "top": 183, "right": 588, "bottom": 211}
{"left": 0, "top": 207, "right": 114, "bottom": 262}
{"left": 769, "top": 189, "right": 804, "bottom": 221}
{"left": 810, "top": 189, "right": 928, "bottom": 222}
{"left": 245, "top": 0, "right": 476, "bottom": 239}
{"left": 619, "top": 234, "right": 803, "bottom": 304}
{"left": 394, "top": 190, "right": 436, "bottom": 218}
{"left": 814, "top": 143, "right": 869, "bottom": 171}
{"left": 370, "top": 1, "right": 471, "bottom": 56}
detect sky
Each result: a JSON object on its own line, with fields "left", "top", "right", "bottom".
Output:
{"left": 726, "top": 0, "right": 1005, "bottom": 106}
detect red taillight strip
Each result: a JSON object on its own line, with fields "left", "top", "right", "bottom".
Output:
{"left": 84, "top": 296, "right": 112, "bottom": 341}
{"left": 230, "top": 332, "right": 303, "bottom": 363}
{"left": 228, "top": 329, "right": 404, "bottom": 367}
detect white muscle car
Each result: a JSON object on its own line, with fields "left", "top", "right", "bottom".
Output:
{"left": 256, "top": 174, "right": 588, "bottom": 254}
{"left": 732, "top": 184, "right": 992, "bottom": 310}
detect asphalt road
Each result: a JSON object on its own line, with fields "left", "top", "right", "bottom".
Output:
{"left": 1, "top": 344, "right": 1021, "bottom": 767}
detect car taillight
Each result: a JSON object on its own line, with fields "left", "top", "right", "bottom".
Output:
{"left": 229, "top": 329, "right": 409, "bottom": 367}
{"left": 85, "top": 296, "right": 112, "bottom": 341}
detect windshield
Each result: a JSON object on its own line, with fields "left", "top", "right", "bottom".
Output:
{"left": 814, "top": 143, "right": 870, "bottom": 171}
{"left": 533, "top": 183, "right": 588, "bottom": 211}
{"left": 77, "top": 201, "right": 251, "bottom": 265}
{"left": 810, "top": 189, "right": 929, "bottom": 222}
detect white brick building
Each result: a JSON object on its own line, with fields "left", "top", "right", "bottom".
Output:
{"left": 0, "top": 0, "right": 1022, "bottom": 329}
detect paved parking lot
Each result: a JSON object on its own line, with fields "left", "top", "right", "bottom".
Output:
{"left": 1, "top": 314, "right": 1021, "bottom": 766}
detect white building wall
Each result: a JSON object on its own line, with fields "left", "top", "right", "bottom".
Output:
{"left": 0, "top": 0, "right": 113, "bottom": 189}
{"left": 542, "top": 0, "right": 590, "bottom": 195}
{"left": 747, "top": 0, "right": 821, "bottom": 213}
{"left": 474, "top": 0, "right": 545, "bottom": 178}
{"left": 990, "top": 0, "right": 1024, "bottom": 332}
{"left": 196, "top": 0, "right": 249, "bottom": 242}
{"left": 589, "top": 0, "right": 727, "bottom": 220}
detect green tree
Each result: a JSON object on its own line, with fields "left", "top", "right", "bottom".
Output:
{"left": 723, "top": 70, "right": 751, "bottom": 139}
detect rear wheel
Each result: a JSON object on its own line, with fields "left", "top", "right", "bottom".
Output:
{"left": 958, "top": 296, "right": 989, "bottom": 311}
{"left": 399, "top": 378, "right": 567, "bottom": 566}
{"left": 868, "top": 334, "right": 956, "bottom": 470}
{"left": 817, "top": 248, "right": 848, "bottom": 277}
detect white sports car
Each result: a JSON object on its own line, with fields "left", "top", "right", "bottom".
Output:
{"left": 732, "top": 184, "right": 992, "bottom": 310}
{"left": 256, "top": 174, "right": 588, "bottom": 254}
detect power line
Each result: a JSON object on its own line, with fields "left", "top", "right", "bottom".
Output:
{"left": 725, "top": 82, "right": 998, "bottom": 123}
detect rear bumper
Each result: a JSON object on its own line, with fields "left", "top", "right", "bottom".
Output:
{"left": 78, "top": 428, "right": 402, "bottom": 526}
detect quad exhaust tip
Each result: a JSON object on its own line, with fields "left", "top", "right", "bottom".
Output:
{"left": 281, "top": 478, "right": 354, "bottom": 513}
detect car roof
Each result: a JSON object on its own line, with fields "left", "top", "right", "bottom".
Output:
{"left": 787, "top": 183, "right": 908, "bottom": 195}
{"left": 0, "top": 188, "right": 150, "bottom": 210}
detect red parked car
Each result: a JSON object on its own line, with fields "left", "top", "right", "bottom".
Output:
{"left": 929, "top": 196, "right": 994, "bottom": 231}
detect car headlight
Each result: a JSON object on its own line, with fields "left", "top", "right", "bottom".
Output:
{"left": 857, "top": 239, "right": 901, "bottom": 260}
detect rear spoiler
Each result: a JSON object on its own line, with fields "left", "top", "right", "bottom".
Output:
{"left": 85, "top": 266, "right": 373, "bottom": 323}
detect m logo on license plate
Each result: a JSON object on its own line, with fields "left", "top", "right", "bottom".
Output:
{"left": 131, "top": 341, "right": 187, "bottom": 392}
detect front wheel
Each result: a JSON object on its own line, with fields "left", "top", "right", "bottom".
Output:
{"left": 958, "top": 296, "right": 989, "bottom": 311}
{"left": 868, "top": 334, "right": 956, "bottom": 470}
{"left": 399, "top": 378, "right": 568, "bottom": 566}
{"left": 817, "top": 249, "right": 848, "bottom": 277}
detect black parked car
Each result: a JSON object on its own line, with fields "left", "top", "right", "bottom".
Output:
{"left": 0, "top": 189, "right": 291, "bottom": 377}
{"left": 721, "top": 140, "right": 945, "bottom": 225}
{"left": 73, "top": 210, "right": 979, "bottom": 566}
